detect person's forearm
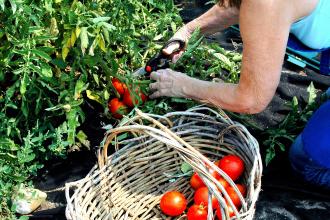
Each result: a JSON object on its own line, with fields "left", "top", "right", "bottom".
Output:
{"left": 186, "top": 4, "right": 239, "bottom": 36}
{"left": 182, "top": 78, "right": 263, "bottom": 114}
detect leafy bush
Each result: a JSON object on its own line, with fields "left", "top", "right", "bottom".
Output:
{"left": 0, "top": 0, "right": 182, "bottom": 218}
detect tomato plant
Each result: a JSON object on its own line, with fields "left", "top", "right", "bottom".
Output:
{"left": 218, "top": 155, "right": 245, "bottom": 181}
{"left": 0, "top": 0, "right": 182, "bottom": 217}
{"left": 160, "top": 191, "right": 187, "bottom": 217}
{"left": 187, "top": 204, "right": 208, "bottom": 220}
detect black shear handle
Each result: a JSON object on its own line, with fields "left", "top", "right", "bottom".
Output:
{"left": 145, "top": 39, "right": 185, "bottom": 74}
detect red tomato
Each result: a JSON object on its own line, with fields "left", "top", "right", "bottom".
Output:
{"left": 111, "top": 78, "right": 127, "bottom": 96}
{"left": 208, "top": 166, "right": 221, "bottom": 180}
{"left": 225, "top": 184, "right": 247, "bottom": 208}
{"left": 216, "top": 205, "right": 236, "bottom": 220}
{"left": 123, "top": 88, "right": 147, "bottom": 107}
{"left": 217, "top": 177, "right": 229, "bottom": 190}
{"left": 108, "top": 98, "right": 128, "bottom": 119}
{"left": 160, "top": 191, "right": 187, "bottom": 216}
{"left": 194, "top": 187, "right": 219, "bottom": 209}
{"left": 190, "top": 172, "right": 206, "bottom": 190}
{"left": 187, "top": 204, "right": 207, "bottom": 220}
{"left": 218, "top": 155, "right": 245, "bottom": 181}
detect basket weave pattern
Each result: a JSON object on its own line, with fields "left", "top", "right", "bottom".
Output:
{"left": 66, "top": 106, "right": 262, "bottom": 220}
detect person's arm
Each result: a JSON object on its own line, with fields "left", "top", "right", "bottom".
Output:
{"left": 151, "top": 0, "right": 294, "bottom": 114}
{"left": 186, "top": 3, "right": 239, "bottom": 36}
{"left": 163, "top": 3, "right": 239, "bottom": 58}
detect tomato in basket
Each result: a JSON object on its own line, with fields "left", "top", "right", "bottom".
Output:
{"left": 194, "top": 187, "right": 219, "bottom": 209}
{"left": 190, "top": 162, "right": 223, "bottom": 190}
{"left": 160, "top": 191, "right": 187, "bottom": 216}
{"left": 217, "top": 177, "right": 229, "bottom": 190}
{"left": 187, "top": 204, "right": 207, "bottom": 220}
{"left": 216, "top": 205, "right": 236, "bottom": 220}
{"left": 218, "top": 155, "right": 245, "bottom": 181}
{"left": 190, "top": 172, "right": 206, "bottom": 190}
{"left": 226, "top": 184, "right": 247, "bottom": 208}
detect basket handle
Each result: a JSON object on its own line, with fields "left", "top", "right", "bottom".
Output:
{"left": 65, "top": 181, "right": 81, "bottom": 220}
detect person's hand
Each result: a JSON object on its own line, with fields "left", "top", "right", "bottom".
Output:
{"left": 162, "top": 25, "right": 193, "bottom": 63}
{"left": 149, "top": 68, "right": 194, "bottom": 99}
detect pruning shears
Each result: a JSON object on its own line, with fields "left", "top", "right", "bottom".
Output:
{"left": 132, "top": 39, "right": 185, "bottom": 77}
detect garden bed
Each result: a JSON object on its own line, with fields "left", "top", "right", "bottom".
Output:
{"left": 2, "top": 0, "right": 330, "bottom": 219}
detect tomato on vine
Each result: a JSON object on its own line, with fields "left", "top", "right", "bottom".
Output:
{"left": 123, "top": 88, "right": 147, "bottom": 107}
{"left": 112, "top": 78, "right": 127, "bottom": 96}
{"left": 108, "top": 98, "right": 128, "bottom": 119}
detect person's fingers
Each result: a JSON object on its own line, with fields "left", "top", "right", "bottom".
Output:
{"left": 150, "top": 71, "right": 161, "bottom": 81}
{"left": 149, "top": 91, "right": 161, "bottom": 99}
{"left": 149, "top": 82, "right": 159, "bottom": 91}
{"left": 162, "top": 42, "right": 180, "bottom": 55}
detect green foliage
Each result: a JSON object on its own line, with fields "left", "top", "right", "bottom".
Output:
{"left": 263, "top": 82, "right": 327, "bottom": 165}
{"left": 0, "top": 0, "right": 181, "bottom": 218}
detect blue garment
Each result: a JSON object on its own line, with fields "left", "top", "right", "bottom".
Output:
{"left": 302, "top": 100, "right": 330, "bottom": 169}
{"left": 289, "top": 135, "right": 330, "bottom": 188}
{"left": 290, "top": 0, "right": 330, "bottom": 50}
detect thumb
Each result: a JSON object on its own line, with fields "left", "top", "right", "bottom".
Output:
{"left": 162, "top": 41, "right": 181, "bottom": 56}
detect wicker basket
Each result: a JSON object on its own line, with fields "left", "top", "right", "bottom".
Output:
{"left": 65, "top": 106, "right": 262, "bottom": 220}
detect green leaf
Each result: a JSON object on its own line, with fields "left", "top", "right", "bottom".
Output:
{"left": 100, "top": 22, "right": 116, "bottom": 31}
{"left": 0, "top": 138, "right": 17, "bottom": 150}
{"left": 91, "top": 17, "right": 111, "bottom": 24}
{"left": 80, "top": 27, "right": 89, "bottom": 55}
{"left": 66, "top": 108, "right": 79, "bottom": 144}
{"left": 8, "top": 0, "right": 16, "bottom": 13}
{"left": 21, "top": 96, "right": 29, "bottom": 117}
{"left": 74, "top": 79, "right": 89, "bottom": 100}
{"left": 31, "top": 49, "right": 52, "bottom": 61}
{"left": 20, "top": 73, "right": 28, "bottom": 95}
{"left": 265, "top": 146, "right": 275, "bottom": 166}
{"left": 40, "top": 62, "right": 53, "bottom": 78}
{"left": 92, "top": 73, "right": 99, "bottom": 86}
{"left": 181, "top": 162, "right": 192, "bottom": 174}
{"left": 307, "top": 82, "right": 317, "bottom": 105}
{"left": 0, "top": 0, "right": 5, "bottom": 11}
{"left": 86, "top": 90, "right": 102, "bottom": 104}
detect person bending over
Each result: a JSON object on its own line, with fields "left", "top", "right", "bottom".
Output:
{"left": 149, "top": 0, "right": 330, "bottom": 188}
